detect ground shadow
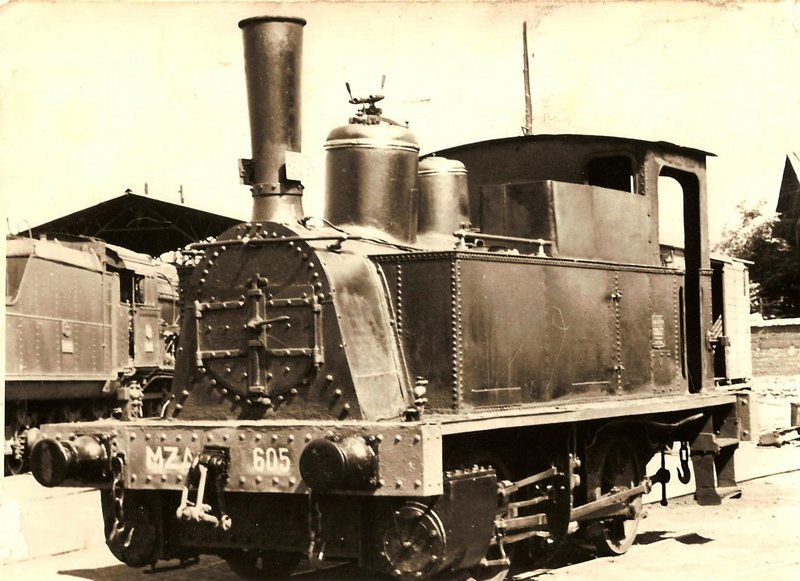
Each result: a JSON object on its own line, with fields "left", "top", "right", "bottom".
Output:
{"left": 636, "top": 530, "right": 671, "bottom": 545}
{"left": 634, "top": 530, "right": 713, "bottom": 547}
{"left": 674, "top": 532, "right": 713, "bottom": 545}
{"left": 60, "top": 558, "right": 222, "bottom": 581}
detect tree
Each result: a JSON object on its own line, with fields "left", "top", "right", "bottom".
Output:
{"left": 715, "top": 201, "right": 800, "bottom": 318}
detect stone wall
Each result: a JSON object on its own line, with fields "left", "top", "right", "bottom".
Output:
{"left": 751, "top": 318, "right": 800, "bottom": 376}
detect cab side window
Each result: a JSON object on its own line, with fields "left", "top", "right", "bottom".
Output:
{"left": 586, "top": 155, "right": 636, "bottom": 193}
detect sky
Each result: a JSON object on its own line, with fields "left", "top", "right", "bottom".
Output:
{"left": 0, "top": 0, "right": 798, "bottom": 244}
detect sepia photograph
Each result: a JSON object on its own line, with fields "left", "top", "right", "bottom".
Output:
{"left": 1, "top": 1, "right": 799, "bottom": 580}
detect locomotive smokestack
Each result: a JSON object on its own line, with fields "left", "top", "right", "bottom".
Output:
{"left": 238, "top": 16, "right": 306, "bottom": 223}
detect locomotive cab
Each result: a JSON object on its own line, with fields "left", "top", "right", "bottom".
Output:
{"left": 400, "top": 135, "right": 717, "bottom": 407}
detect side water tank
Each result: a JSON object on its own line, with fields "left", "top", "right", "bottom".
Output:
{"left": 324, "top": 121, "right": 420, "bottom": 243}
{"left": 417, "top": 156, "right": 470, "bottom": 239}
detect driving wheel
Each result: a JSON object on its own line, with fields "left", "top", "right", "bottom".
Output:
{"left": 4, "top": 453, "right": 27, "bottom": 476}
{"left": 584, "top": 437, "right": 643, "bottom": 556}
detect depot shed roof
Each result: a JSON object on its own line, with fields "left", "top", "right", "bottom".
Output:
{"left": 30, "top": 192, "right": 240, "bottom": 256}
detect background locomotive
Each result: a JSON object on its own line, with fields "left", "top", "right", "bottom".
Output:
{"left": 5, "top": 234, "right": 179, "bottom": 473}
{"left": 29, "top": 16, "right": 749, "bottom": 581}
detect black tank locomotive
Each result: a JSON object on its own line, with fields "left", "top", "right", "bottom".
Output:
{"left": 30, "top": 16, "right": 746, "bottom": 580}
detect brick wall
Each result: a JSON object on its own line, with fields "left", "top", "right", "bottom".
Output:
{"left": 751, "top": 319, "right": 800, "bottom": 376}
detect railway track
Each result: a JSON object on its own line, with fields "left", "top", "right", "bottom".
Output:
{"left": 155, "top": 464, "right": 800, "bottom": 580}
{"left": 526, "top": 465, "right": 800, "bottom": 581}
{"left": 3, "top": 463, "right": 797, "bottom": 581}
{"left": 0, "top": 460, "right": 800, "bottom": 581}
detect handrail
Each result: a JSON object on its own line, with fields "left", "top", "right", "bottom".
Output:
{"left": 455, "top": 229, "right": 553, "bottom": 257}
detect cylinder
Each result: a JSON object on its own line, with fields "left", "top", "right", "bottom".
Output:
{"left": 417, "top": 156, "right": 470, "bottom": 238}
{"left": 324, "top": 122, "right": 420, "bottom": 243}
{"left": 239, "top": 16, "right": 306, "bottom": 223}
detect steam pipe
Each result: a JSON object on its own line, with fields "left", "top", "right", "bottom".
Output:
{"left": 238, "top": 16, "right": 306, "bottom": 223}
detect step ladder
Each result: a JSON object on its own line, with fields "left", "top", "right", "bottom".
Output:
{"left": 690, "top": 401, "right": 742, "bottom": 505}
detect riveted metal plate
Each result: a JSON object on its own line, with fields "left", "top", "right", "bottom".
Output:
{"left": 40, "top": 421, "right": 443, "bottom": 497}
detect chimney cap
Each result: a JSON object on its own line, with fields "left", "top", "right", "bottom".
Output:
{"left": 238, "top": 15, "right": 307, "bottom": 29}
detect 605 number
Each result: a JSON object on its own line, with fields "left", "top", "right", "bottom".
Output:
{"left": 252, "top": 447, "right": 291, "bottom": 473}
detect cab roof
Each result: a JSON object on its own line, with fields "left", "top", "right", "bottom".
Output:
{"left": 432, "top": 133, "right": 715, "bottom": 161}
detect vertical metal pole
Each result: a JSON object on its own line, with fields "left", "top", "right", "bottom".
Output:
{"left": 522, "top": 21, "right": 533, "bottom": 135}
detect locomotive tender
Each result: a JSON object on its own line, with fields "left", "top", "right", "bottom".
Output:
{"left": 5, "top": 234, "right": 179, "bottom": 473}
{"left": 30, "top": 16, "right": 748, "bottom": 580}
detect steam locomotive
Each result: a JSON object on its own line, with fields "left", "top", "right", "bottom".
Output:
{"left": 29, "top": 16, "right": 749, "bottom": 580}
{"left": 5, "top": 234, "right": 179, "bottom": 474}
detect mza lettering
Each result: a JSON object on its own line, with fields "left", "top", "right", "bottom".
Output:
{"left": 146, "top": 446, "right": 194, "bottom": 473}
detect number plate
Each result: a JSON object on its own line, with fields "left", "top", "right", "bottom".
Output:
{"left": 252, "top": 446, "right": 292, "bottom": 474}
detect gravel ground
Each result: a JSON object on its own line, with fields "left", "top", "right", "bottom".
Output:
{"left": 751, "top": 375, "right": 800, "bottom": 400}
{"left": 750, "top": 374, "right": 800, "bottom": 433}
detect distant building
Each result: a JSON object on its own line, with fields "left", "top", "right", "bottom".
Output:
{"left": 750, "top": 317, "right": 800, "bottom": 377}
{"left": 28, "top": 191, "right": 240, "bottom": 256}
{"left": 775, "top": 152, "right": 800, "bottom": 246}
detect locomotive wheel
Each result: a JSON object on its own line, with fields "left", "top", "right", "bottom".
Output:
{"left": 584, "top": 437, "right": 643, "bottom": 557}
{"left": 100, "top": 490, "right": 162, "bottom": 567}
{"left": 223, "top": 550, "right": 301, "bottom": 580}
{"left": 5, "top": 424, "right": 30, "bottom": 475}
{"left": 4, "top": 453, "right": 27, "bottom": 476}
